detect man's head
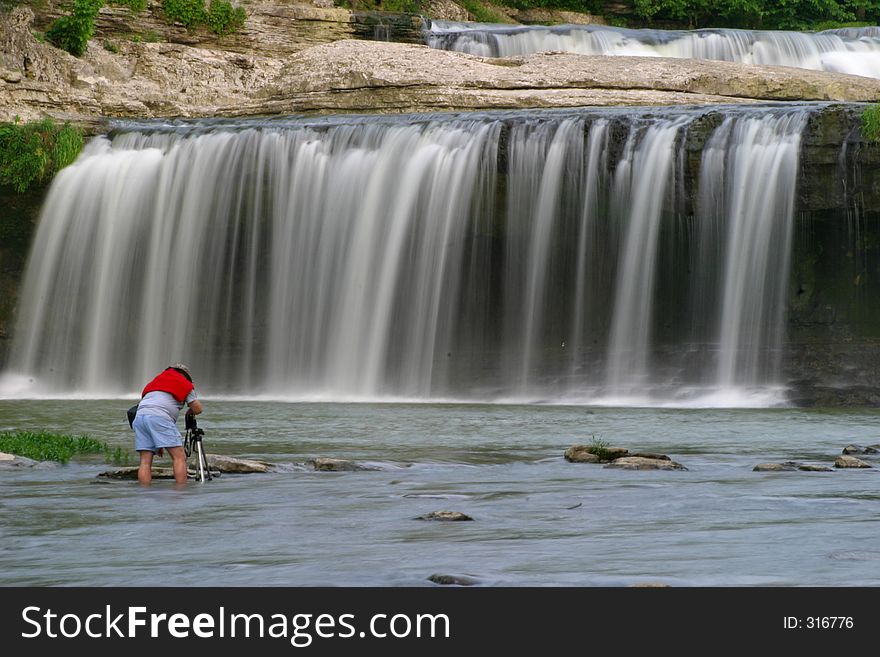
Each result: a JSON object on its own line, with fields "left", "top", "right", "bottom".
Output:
{"left": 170, "top": 363, "right": 193, "bottom": 382}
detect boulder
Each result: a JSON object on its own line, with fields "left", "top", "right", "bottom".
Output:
{"left": 563, "top": 445, "right": 600, "bottom": 463}
{"left": 416, "top": 511, "right": 474, "bottom": 521}
{"left": 834, "top": 455, "right": 873, "bottom": 468}
{"left": 604, "top": 456, "right": 687, "bottom": 471}
{"left": 564, "top": 444, "right": 628, "bottom": 463}
{"left": 753, "top": 462, "right": 800, "bottom": 472}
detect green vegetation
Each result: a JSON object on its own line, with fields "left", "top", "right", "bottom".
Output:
{"left": 0, "top": 431, "right": 105, "bottom": 463}
{"left": 45, "top": 0, "right": 103, "bottom": 57}
{"left": 103, "top": 38, "right": 119, "bottom": 52}
{"left": 108, "top": 0, "right": 147, "bottom": 11}
{"left": 205, "top": 0, "right": 247, "bottom": 35}
{"left": 586, "top": 436, "right": 612, "bottom": 461}
{"left": 0, "top": 118, "right": 84, "bottom": 194}
{"left": 456, "top": 0, "right": 513, "bottom": 23}
{"left": 162, "top": 0, "right": 247, "bottom": 35}
{"left": 379, "top": 0, "right": 421, "bottom": 13}
{"left": 861, "top": 104, "right": 880, "bottom": 142}
{"left": 632, "top": 0, "right": 880, "bottom": 30}
{"left": 103, "top": 445, "right": 138, "bottom": 465}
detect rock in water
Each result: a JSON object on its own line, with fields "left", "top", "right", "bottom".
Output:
{"left": 753, "top": 462, "right": 800, "bottom": 472}
{"left": 604, "top": 456, "right": 687, "bottom": 471}
{"left": 310, "top": 458, "right": 379, "bottom": 471}
{"left": 427, "top": 573, "right": 479, "bottom": 586}
{"left": 416, "top": 511, "right": 474, "bottom": 521}
{"left": 205, "top": 454, "right": 271, "bottom": 473}
{"left": 834, "top": 455, "right": 873, "bottom": 468}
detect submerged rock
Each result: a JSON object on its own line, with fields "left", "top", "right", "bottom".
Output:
{"left": 416, "top": 511, "right": 474, "bottom": 521}
{"left": 754, "top": 461, "right": 834, "bottom": 472}
{"left": 834, "top": 455, "right": 873, "bottom": 468}
{"left": 842, "top": 444, "right": 880, "bottom": 455}
{"left": 753, "top": 462, "right": 800, "bottom": 472}
{"left": 427, "top": 573, "right": 480, "bottom": 586}
{"left": 310, "top": 457, "right": 379, "bottom": 472}
{"left": 604, "top": 456, "right": 687, "bottom": 471}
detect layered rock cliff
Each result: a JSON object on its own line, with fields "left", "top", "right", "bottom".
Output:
{"left": 3, "top": 5, "right": 880, "bottom": 126}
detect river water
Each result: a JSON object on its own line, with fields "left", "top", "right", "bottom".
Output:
{"left": 2, "top": 400, "right": 878, "bottom": 586}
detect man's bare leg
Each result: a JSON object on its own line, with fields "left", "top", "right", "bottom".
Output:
{"left": 138, "top": 450, "right": 154, "bottom": 486}
{"left": 167, "top": 446, "right": 188, "bottom": 485}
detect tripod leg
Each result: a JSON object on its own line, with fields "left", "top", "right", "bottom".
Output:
{"left": 196, "top": 442, "right": 206, "bottom": 482}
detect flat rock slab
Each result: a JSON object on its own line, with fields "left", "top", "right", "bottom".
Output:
{"left": 0, "top": 451, "right": 51, "bottom": 468}
{"left": 98, "top": 467, "right": 182, "bottom": 480}
{"left": 205, "top": 454, "right": 272, "bottom": 473}
{"left": 416, "top": 511, "right": 474, "bottom": 521}
{"left": 604, "top": 456, "right": 687, "bottom": 471}
{"left": 97, "top": 455, "right": 272, "bottom": 479}
{"left": 310, "top": 458, "right": 380, "bottom": 471}
{"left": 835, "top": 455, "right": 873, "bottom": 468}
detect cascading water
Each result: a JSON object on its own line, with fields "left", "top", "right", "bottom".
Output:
{"left": 427, "top": 21, "right": 880, "bottom": 78}
{"left": 0, "top": 106, "right": 811, "bottom": 405}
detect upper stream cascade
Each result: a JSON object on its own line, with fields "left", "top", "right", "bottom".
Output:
{"left": 427, "top": 21, "right": 880, "bottom": 79}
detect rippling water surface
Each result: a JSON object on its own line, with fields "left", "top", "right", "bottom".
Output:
{"left": 1, "top": 401, "right": 878, "bottom": 586}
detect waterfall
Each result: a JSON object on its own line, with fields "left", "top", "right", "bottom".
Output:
{"left": 0, "top": 107, "right": 812, "bottom": 405}
{"left": 427, "top": 21, "right": 880, "bottom": 78}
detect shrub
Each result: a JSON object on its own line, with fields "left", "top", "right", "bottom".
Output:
{"left": 162, "top": 0, "right": 246, "bottom": 35}
{"left": 45, "top": 0, "right": 104, "bottom": 57}
{"left": 0, "top": 118, "right": 85, "bottom": 193}
{"left": 162, "top": 0, "right": 206, "bottom": 29}
{"left": 205, "top": 0, "right": 246, "bottom": 36}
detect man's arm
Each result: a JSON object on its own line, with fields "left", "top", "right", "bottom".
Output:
{"left": 187, "top": 399, "right": 204, "bottom": 416}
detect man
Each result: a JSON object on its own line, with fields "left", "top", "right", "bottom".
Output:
{"left": 132, "top": 363, "right": 203, "bottom": 485}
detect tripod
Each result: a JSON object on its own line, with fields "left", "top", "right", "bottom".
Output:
{"left": 184, "top": 414, "right": 213, "bottom": 482}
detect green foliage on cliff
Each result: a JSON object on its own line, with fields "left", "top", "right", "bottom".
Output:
{"left": 861, "top": 104, "right": 880, "bottom": 142}
{"left": 206, "top": 0, "right": 247, "bottom": 35}
{"left": 162, "top": 0, "right": 246, "bottom": 35}
{"left": 108, "top": 0, "right": 147, "bottom": 12}
{"left": 632, "top": 0, "right": 880, "bottom": 30}
{"left": 0, "top": 118, "right": 84, "bottom": 194}
{"left": 45, "top": 0, "right": 102, "bottom": 57}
